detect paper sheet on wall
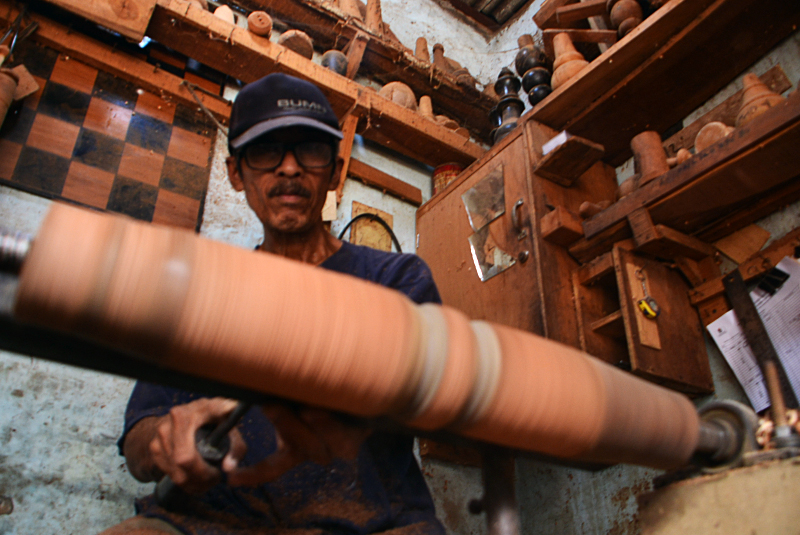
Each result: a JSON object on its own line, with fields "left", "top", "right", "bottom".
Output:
{"left": 708, "top": 257, "right": 800, "bottom": 413}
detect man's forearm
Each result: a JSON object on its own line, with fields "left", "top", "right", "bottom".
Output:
{"left": 123, "top": 416, "right": 165, "bottom": 483}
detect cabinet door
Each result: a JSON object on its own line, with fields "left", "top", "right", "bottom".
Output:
{"left": 416, "top": 133, "right": 543, "bottom": 334}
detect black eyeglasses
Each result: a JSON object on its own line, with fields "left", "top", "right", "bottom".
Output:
{"left": 240, "top": 141, "right": 335, "bottom": 171}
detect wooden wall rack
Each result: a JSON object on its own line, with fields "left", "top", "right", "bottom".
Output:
{"left": 13, "top": 0, "right": 486, "bottom": 169}
{"left": 526, "top": 0, "right": 800, "bottom": 166}
{"left": 232, "top": 0, "right": 498, "bottom": 142}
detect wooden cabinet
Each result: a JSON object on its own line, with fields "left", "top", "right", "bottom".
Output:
{"left": 417, "top": 119, "right": 713, "bottom": 395}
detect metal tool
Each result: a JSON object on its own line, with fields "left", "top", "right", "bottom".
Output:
{"left": 635, "top": 268, "right": 660, "bottom": 319}
{"left": 155, "top": 401, "right": 252, "bottom": 510}
{"left": 723, "top": 269, "right": 800, "bottom": 449}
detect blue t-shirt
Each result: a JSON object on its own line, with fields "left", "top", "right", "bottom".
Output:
{"left": 119, "top": 242, "right": 444, "bottom": 535}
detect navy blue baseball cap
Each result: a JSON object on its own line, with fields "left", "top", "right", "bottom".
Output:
{"left": 228, "top": 73, "right": 343, "bottom": 150}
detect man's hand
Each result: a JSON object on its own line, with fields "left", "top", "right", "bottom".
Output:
{"left": 227, "top": 405, "right": 372, "bottom": 487}
{"left": 124, "top": 397, "right": 247, "bottom": 494}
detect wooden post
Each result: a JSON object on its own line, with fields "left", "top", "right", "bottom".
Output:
{"left": 345, "top": 31, "right": 370, "bottom": 80}
{"left": 337, "top": 113, "right": 359, "bottom": 202}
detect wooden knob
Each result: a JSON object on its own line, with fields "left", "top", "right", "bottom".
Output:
{"left": 247, "top": 11, "right": 273, "bottom": 38}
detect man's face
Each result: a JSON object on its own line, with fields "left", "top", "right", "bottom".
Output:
{"left": 227, "top": 126, "right": 342, "bottom": 235}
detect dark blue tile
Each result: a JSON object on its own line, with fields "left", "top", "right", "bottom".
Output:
{"left": 107, "top": 175, "right": 158, "bottom": 221}
{"left": 13, "top": 41, "right": 59, "bottom": 79}
{"left": 92, "top": 71, "right": 138, "bottom": 110}
{"left": 0, "top": 104, "right": 35, "bottom": 143}
{"left": 159, "top": 156, "right": 210, "bottom": 201}
{"left": 73, "top": 129, "right": 124, "bottom": 174}
{"left": 38, "top": 81, "right": 92, "bottom": 124}
{"left": 11, "top": 146, "right": 70, "bottom": 195}
{"left": 174, "top": 103, "right": 217, "bottom": 138}
{"left": 126, "top": 113, "right": 171, "bottom": 153}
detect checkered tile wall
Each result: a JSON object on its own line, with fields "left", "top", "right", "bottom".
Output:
{"left": 0, "top": 41, "right": 219, "bottom": 231}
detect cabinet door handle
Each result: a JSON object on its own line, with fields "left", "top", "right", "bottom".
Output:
{"left": 511, "top": 198, "right": 527, "bottom": 240}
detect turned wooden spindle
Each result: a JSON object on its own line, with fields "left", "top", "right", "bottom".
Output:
{"left": 419, "top": 95, "right": 435, "bottom": 120}
{"left": 247, "top": 11, "right": 273, "bottom": 38}
{"left": 365, "top": 0, "right": 383, "bottom": 36}
{"left": 432, "top": 43, "right": 452, "bottom": 73}
{"left": 339, "top": 0, "right": 364, "bottom": 20}
{"left": 551, "top": 33, "right": 588, "bottom": 90}
{"left": 415, "top": 37, "right": 430, "bottom": 62}
{"left": 607, "top": 0, "right": 643, "bottom": 37}
{"left": 213, "top": 5, "right": 235, "bottom": 24}
{"left": 631, "top": 131, "right": 669, "bottom": 186}
{"left": 736, "top": 73, "right": 785, "bottom": 128}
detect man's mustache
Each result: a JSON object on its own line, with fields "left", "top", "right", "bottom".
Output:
{"left": 268, "top": 182, "right": 311, "bottom": 198}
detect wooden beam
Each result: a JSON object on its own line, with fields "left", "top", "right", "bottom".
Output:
{"left": 344, "top": 31, "right": 369, "bottom": 79}
{"left": 337, "top": 113, "right": 359, "bottom": 202}
{"left": 347, "top": 159, "right": 423, "bottom": 206}
{"left": 662, "top": 65, "right": 792, "bottom": 157}
{"left": 44, "top": 0, "right": 156, "bottom": 40}
{"left": 0, "top": 2, "right": 231, "bottom": 121}
{"left": 556, "top": 0, "right": 607, "bottom": 25}
{"left": 533, "top": 0, "right": 578, "bottom": 29}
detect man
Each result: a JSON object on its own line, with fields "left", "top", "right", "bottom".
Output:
{"left": 101, "top": 73, "right": 446, "bottom": 535}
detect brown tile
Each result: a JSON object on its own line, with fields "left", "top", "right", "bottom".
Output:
{"left": 135, "top": 90, "right": 176, "bottom": 124}
{"left": 23, "top": 75, "right": 47, "bottom": 110}
{"left": 0, "top": 139, "right": 22, "bottom": 179}
{"left": 152, "top": 188, "right": 201, "bottom": 229}
{"left": 83, "top": 97, "right": 133, "bottom": 140}
{"left": 26, "top": 114, "right": 80, "bottom": 159}
{"left": 61, "top": 161, "right": 115, "bottom": 209}
{"left": 167, "top": 126, "right": 212, "bottom": 168}
{"left": 49, "top": 55, "right": 98, "bottom": 94}
{"left": 118, "top": 142, "right": 165, "bottom": 187}
{"left": 183, "top": 72, "right": 221, "bottom": 96}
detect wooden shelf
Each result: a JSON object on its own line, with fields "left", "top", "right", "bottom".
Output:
{"left": 15, "top": 0, "right": 485, "bottom": 169}
{"left": 589, "top": 310, "right": 624, "bottom": 338}
{"left": 569, "top": 92, "right": 800, "bottom": 263}
{"left": 202, "top": 0, "right": 498, "bottom": 143}
{"left": 525, "top": 0, "right": 800, "bottom": 166}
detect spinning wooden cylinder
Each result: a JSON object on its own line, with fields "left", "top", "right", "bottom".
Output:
{"left": 15, "top": 204, "right": 702, "bottom": 470}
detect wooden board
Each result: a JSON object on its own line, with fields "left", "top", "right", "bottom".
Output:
{"left": 144, "top": 0, "right": 485, "bottom": 169}
{"left": 347, "top": 159, "right": 423, "bottom": 206}
{"left": 662, "top": 65, "right": 792, "bottom": 157}
{"left": 45, "top": 0, "right": 156, "bottom": 40}
{"left": 532, "top": 132, "right": 605, "bottom": 186}
{"left": 416, "top": 133, "right": 545, "bottom": 334}
{"left": 713, "top": 224, "right": 771, "bottom": 264}
{"left": 527, "top": 0, "right": 800, "bottom": 166}
{"left": 534, "top": 0, "right": 579, "bottom": 29}
{"left": 541, "top": 206, "right": 584, "bottom": 246}
{"left": 614, "top": 247, "right": 714, "bottom": 395}
{"left": 350, "top": 201, "right": 394, "bottom": 252}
